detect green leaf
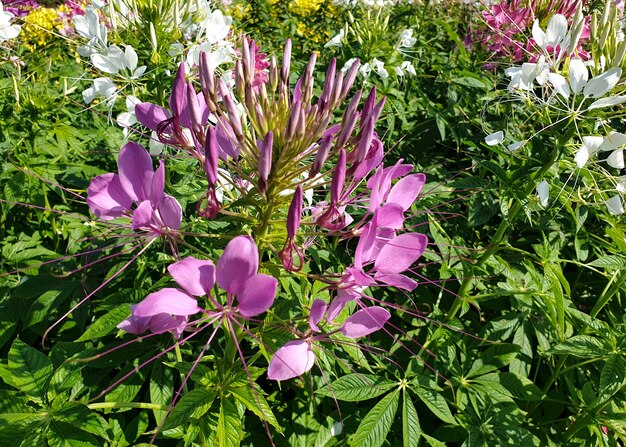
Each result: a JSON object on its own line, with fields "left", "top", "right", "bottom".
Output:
{"left": 76, "top": 305, "right": 131, "bottom": 342}
{"left": 496, "top": 372, "right": 544, "bottom": 401}
{"left": 47, "top": 421, "right": 100, "bottom": 447}
{"left": 599, "top": 354, "right": 626, "bottom": 402}
{"left": 414, "top": 387, "right": 456, "bottom": 425}
{"left": 8, "top": 338, "right": 54, "bottom": 402}
{"left": 229, "top": 385, "right": 282, "bottom": 432}
{"left": 350, "top": 389, "right": 399, "bottom": 447}
{"left": 150, "top": 362, "right": 173, "bottom": 425}
{"left": 402, "top": 390, "right": 420, "bottom": 447}
{"left": 24, "top": 287, "right": 74, "bottom": 328}
{"left": 52, "top": 403, "right": 109, "bottom": 441}
{"left": 549, "top": 335, "right": 609, "bottom": 357}
{"left": 317, "top": 374, "right": 396, "bottom": 402}
{"left": 588, "top": 256, "right": 626, "bottom": 270}
{"left": 217, "top": 398, "right": 242, "bottom": 447}
{"left": 163, "top": 388, "right": 216, "bottom": 430}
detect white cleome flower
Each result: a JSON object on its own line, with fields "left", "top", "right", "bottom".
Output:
{"left": 606, "top": 195, "right": 624, "bottom": 215}
{"left": 0, "top": 3, "right": 21, "bottom": 42}
{"left": 537, "top": 180, "right": 550, "bottom": 207}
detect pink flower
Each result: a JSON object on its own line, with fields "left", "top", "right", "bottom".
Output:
{"left": 118, "top": 236, "right": 278, "bottom": 337}
{"left": 267, "top": 299, "right": 390, "bottom": 380}
{"left": 87, "top": 142, "right": 182, "bottom": 236}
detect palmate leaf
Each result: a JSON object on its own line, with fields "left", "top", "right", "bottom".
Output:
{"left": 317, "top": 374, "right": 397, "bottom": 402}
{"left": 47, "top": 421, "right": 101, "bottom": 447}
{"left": 549, "top": 335, "right": 609, "bottom": 357}
{"left": 217, "top": 398, "right": 242, "bottom": 447}
{"left": 8, "top": 338, "right": 54, "bottom": 403}
{"left": 350, "top": 389, "right": 399, "bottom": 447}
{"left": 52, "top": 403, "right": 110, "bottom": 441}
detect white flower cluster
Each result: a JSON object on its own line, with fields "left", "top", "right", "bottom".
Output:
{"left": 489, "top": 13, "right": 626, "bottom": 215}
{"left": 0, "top": 1, "right": 21, "bottom": 43}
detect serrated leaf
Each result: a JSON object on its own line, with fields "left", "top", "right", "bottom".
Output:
{"left": 163, "top": 388, "right": 216, "bottom": 430}
{"left": 599, "top": 354, "right": 626, "bottom": 402}
{"left": 350, "top": 389, "right": 399, "bottom": 447}
{"left": 229, "top": 385, "right": 282, "bottom": 433}
{"left": 414, "top": 387, "right": 456, "bottom": 425}
{"left": 8, "top": 338, "right": 54, "bottom": 402}
{"left": 53, "top": 403, "right": 109, "bottom": 441}
{"left": 588, "top": 256, "right": 626, "bottom": 269}
{"left": 496, "top": 372, "right": 544, "bottom": 401}
{"left": 47, "top": 421, "right": 100, "bottom": 447}
{"left": 402, "top": 390, "right": 420, "bottom": 447}
{"left": 77, "top": 305, "right": 132, "bottom": 341}
{"left": 550, "top": 335, "right": 609, "bottom": 357}
{"left": 317, "top": 374, "right": 396, "bottom": 402}
{"left": 150, "top": 362, "right": 173, "bottom": 425}
{"left": 217, "top": 398, "right": 242, "bottom": 447}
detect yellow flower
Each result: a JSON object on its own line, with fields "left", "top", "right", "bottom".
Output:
{"left": 22, "top": 7, "right": 58, "bottom": 50}
{"left": 289, "top": 0, "right": 325, "bottom": 16}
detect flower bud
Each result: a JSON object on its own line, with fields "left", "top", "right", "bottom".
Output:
{"left": 335, "top": 91, "right": 362, "bottom": 150}
{"left": 340, "top": 58, "right": 360, "bottom": 99}
{"left": 186, "top": 82, "right": 204, "bottom": 137}
{"left": 170, "top": 63, "right": 186, "bottom": 119}
{"left": 287, "top": 185, "right": 303, "bottom": 238}
{"left": 204, "top": 126, "right": 219, "bottom": 186}
{"left": 331, "top": 149, "right": 346, "bottom": 204}
{"left": 258, "top": 131, "right": 273, "bottom": 194}
{"left": 310, "top": 134, "right": 334, "bottom": 178}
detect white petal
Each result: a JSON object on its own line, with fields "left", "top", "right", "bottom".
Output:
{"left": 583, "top": 67, "right": 622, "bottom": 98}
{"left": 547, "top": 72, "right": 571, "bottom": 99}
{"left": 574, "top": 145, "right": 590, "bottom": 168}
{"left": 606, "top": 195, "right": 624, "bottom": 215}
{"left": 537, "top": 180, "right": 549, "bottom": 207}
{"left": 587, "top": 95, "right": 626, "bottom": 110}
{"left": 601, "top": 132, "right": 626, "bottom": 151}
{"left": 507, "top": 140, "right": 525, "bottom": 151}
{"left": 123, "top": 45, "right": 138, "bottom": 71}
{"left": 546, "top": 14, "right": 568, "bottom": 48}
{"left": 532, "top": 20, "right": 547, "bottom": 48}
{"left": 569, "top": 58, "right": 588, "bottom": 94}
{"left": 582, "top": 136, "right": 604, "bottom": 153}
{"left": 485, "top": 131, "right": 504, "bottom": 146}
{"left": 607, "top": 150, "right": 625, "bottom": 169}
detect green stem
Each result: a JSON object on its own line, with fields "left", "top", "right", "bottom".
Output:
{"left": 589, "top": 270, "right": 626, "bottom": 319}
{"left": 87, "top": 402, "right": 168, "bottom": 411}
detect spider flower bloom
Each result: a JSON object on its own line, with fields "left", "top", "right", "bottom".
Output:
{"left": 87, "top": 142, "right": 182, "bottom": 236}
{"left": 118, "top": 236, "right": 278, "bottom": 337}
{"left": 267, "top": 300, "right": 390, "bottom": 381}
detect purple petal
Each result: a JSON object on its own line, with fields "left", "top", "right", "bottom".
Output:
{"left": 133, "top": 288, "right": 202, "bottom": 317}
{"left": 168, "top": 257, "right": 216, "bottom": 297}
{"left": 373, "top": 272, "right": 417, "bottom": 291}
{"left": 148, "top": 314, "right": 188, "bottom": 339}
{"left": 216, "top": 117, "right": 240, "bottom": 160}
{"left": 309, "top": 299, "right": 327, "bottom": 332}
{"left": 267, "top": 340, "right": 315, "bottom": 380}
{"left": 87, "top": 173, "right": 133, "bottom": 219}
{"left": 353, "top": 135, "right": 384, "bottom": 181}
{"left": 118, "top": 142, "right": 154, "bottom": 202}
{"left": 216, "top": 236, "right": 259, "bottom": 294}
{"left": 327, "top": 290, "right": 356, "bottom": 322}
{"left": 386, "top": 173, "right": 426, "bottom": 211}
{"left": 158, "top": 195, "right": 182, "bottom": 230}
{"left": 117, "top": 310, "right": 150, "bottom": 334}
{"left": 135, "top": 102, "right": 171, "bottom": 131}
{"left": 340, "top": 306, "right": 390, "bottom": 338}
{"left": 373, "top": 204, "right": 405, "bottom": 230}
{"left": 132, "top": 200, "right": 153, "bottom": 230}
{"left": 150, "top": 160, "right": 165, "bottom": 207}
{"left": 237, "top": 273, "right": 277, "bottom": 317}
{"left": 170, "top": 63, "right": 188, "bottom": 123}
{"left": 374, "top": 233, "right": 427, "bottom": 274}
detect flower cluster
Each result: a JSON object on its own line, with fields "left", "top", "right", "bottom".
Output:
{"left": 94, "top": 38, "right": 430, "bottom": 384}
{"left": 465, "top": 0, "right": 588, "bottom": 65}
{"left": 486, "top": 6, "right": 626, "bottom": 215}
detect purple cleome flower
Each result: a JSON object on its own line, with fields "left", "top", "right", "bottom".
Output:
{"left": 87, "top": 141, "right": 182, "bottom": 236}
{"left": 118, "top": 235, "right": 278, "bottom": 338}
